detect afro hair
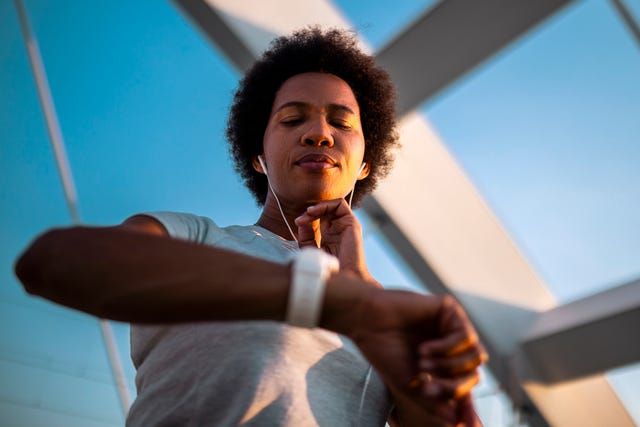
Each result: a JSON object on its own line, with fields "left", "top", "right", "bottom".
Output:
{"left": 226, "top": 27, "right": 398, "bottom": 207}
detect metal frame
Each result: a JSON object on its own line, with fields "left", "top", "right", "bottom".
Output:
{"left": 520, "top": 277, "right": 640, "bottom": 383}
{"left": 376, "top": 0, "right": 576, "bottom": 115}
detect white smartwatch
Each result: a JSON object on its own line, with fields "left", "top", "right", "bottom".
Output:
{"left": 287, "top": 247, "right": 340, "bottom": 328}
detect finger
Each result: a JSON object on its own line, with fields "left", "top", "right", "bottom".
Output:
{"left": 298, "top": 199, "right": 361, "bottom": 248}
{"left": 294, "top": 215, "right": 319, "bottom": 248}
{"left": 419, "top": 346, "right": 487, "bottom": 376}
{"left": 421, "top": 371, "right": 480, "bottom": 400}
{"left": 417, "top": 295, "right": 479, "bottom": 355}
{"left": 418, "top": 327, "right": 480, "bottom": 357}
{"left": 295, "top": 199, "right": 353, "bottom": 237}
{"left": 305, "top": 198, "right": 352, "bottom": 221}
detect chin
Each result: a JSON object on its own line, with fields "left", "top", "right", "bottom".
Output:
{"left": 282, "top": 181, "right": 350, "bottom": 205}
{"left": 304, "top": 192, "right": 348, "bottom": 205}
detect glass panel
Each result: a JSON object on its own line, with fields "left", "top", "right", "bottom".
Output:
{"left": 422, "top": 0, "right": 640, "bottom": 303}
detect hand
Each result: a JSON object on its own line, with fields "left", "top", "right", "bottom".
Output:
{"left": 295, "top": 199, "right": 372, "bottom": 280}
{"left": 345, "top": 287, "right": 486, "bottom": 424}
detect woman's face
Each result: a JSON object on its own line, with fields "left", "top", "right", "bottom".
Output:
{"left": 258, "top": 72, "right": 369, "bottom": 206}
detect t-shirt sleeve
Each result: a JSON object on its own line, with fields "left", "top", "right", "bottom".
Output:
{"left": 141, "top": 211, "right": 218, "bottom": 244}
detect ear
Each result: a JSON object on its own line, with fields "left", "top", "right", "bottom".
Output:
{"left": 252, "top": 156, "right": 265, "bottom": 174}
{"left": 357, "top": 162, "right": 370, "bottom": 180}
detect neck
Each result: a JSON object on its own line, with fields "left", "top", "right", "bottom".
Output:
{"left": 256, "top": 193, "right": 308, "bottom": 242}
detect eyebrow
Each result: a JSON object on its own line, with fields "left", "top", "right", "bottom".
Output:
{"left": 273, "top": 101, "right": 358, "bottom": 116}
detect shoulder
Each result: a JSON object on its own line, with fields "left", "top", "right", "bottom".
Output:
{"left": 123, "top": 212, "right": 219, "bottom": 243}
{"left": 122, "top": 214, "right": 167, "bottom": 236}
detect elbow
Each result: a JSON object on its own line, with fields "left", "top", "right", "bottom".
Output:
{"left": 14, "top": 228, "right": 70, "bottom": 297}
{"left": 14, "top": 226, "right": 125, "bottom": 320}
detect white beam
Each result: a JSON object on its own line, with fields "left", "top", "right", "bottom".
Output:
{"left": 376, "top": 0, "right": 576, "bottom": 115}
{"left": 173, "top": 0, "right": 256, "bottom": 71}
{"left": 520, "top": 278, "right": 640, "bottom": 383}
{"left": 173, "top": 0, "right": 359, "bottom": 68}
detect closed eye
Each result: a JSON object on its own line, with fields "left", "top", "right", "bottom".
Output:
{"left": 281, "top": 117, "right": 304, "bottom": 126}
{"left": 331, "top": 120, "right": 352, "bottom": 130}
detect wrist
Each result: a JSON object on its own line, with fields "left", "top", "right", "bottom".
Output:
{"left": 286, "top": 247, "right": 339, "bottom": 328}
{"left": 318, "top": 271, "right": 375, "bottom": 338}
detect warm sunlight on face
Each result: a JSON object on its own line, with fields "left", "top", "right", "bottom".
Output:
{"left": 260, "top": 72, "right": 367, "bottom": 206}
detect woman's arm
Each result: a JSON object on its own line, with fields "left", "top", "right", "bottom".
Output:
{"left": 15, "top": 214, "right": 485, "bottom": 415}
{"left": 15, "top": 216, "right": 295, "bottom": 323}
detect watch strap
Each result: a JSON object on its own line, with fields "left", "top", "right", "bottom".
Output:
{"left": 287, "top": 247, "right": 340, "bottom": 328}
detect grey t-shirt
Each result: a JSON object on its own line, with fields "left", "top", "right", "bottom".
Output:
{"left": 126, "top": 212, "right": 392, "bottom": 427}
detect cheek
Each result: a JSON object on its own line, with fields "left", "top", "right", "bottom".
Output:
{"left": 353, "top": 140, "right": 366, "bottom": 161}
{"left": 261, "top": 131, "right": 278, "bottom": 160}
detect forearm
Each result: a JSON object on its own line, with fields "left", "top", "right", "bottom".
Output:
{"left": 14, "top": 227, "right": 287, "bottom": 322}
{"left": 15, "top": 226, "right": 371, "bottom": 328}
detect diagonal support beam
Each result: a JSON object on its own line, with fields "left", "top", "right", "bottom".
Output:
{"left": 520, "top": 278, "right": 640, "bottom": 383}
{"left": 376, "top": 0, "right": 575, "bottom": 115}
{"left": 173, "top": 0, "right": 256, "bottom": 71}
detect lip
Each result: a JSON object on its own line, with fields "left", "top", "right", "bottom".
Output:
{"left": 294, "top": 153, "right": 338, "bottom": 170}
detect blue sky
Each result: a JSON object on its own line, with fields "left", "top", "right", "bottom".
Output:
{"left": 1, "top": 0, "right": 639, "bottom": 425}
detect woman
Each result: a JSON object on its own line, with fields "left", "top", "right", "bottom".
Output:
{"left": 15, "top": 28, "right": 486, "bottom": 426}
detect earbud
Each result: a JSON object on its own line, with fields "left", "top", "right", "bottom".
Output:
{"left": 257, "top": 155, "right": 268, "bottom": 175}
{"left": 357, "top": 162, "right": 367, "bottom": 176}
{"left": 348, "top": 163, "right": 368, "bottom": 208}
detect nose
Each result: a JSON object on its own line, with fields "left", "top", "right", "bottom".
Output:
{"left": 301, "top": 118, "right": 334, "bottom": 147}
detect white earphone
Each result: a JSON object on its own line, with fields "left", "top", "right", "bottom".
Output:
{"left": 257, "top": 155, "right": 268, "bottom": 174}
